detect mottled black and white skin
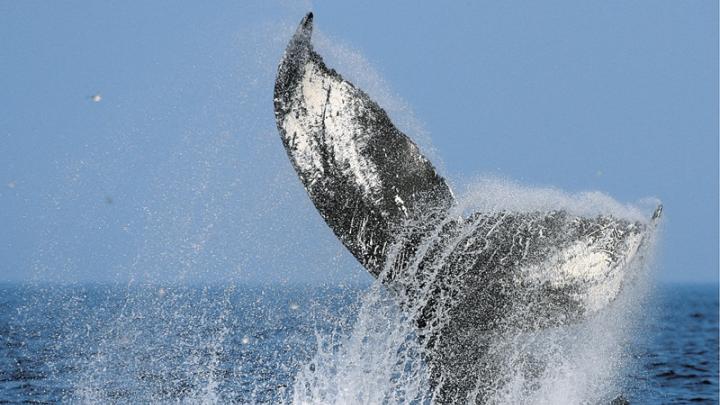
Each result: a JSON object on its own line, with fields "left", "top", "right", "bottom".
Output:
{"left": 274, "top": 13, "right": 661, "bottom": 403}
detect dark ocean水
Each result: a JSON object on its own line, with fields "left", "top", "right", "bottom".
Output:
{"left": 0, "top": 282, "right": 717, "bottom": 404}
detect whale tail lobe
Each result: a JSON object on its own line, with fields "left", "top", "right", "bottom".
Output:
{"left": 274, "top": 13, "right": 455, "bottom": 276}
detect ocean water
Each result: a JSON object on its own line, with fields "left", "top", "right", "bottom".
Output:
{"left": 0, "top": 282, "right": 716, "bottom": 404}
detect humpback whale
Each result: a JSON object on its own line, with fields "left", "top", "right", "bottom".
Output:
{"left": 274, "top": 13, "right": 661, "bottom": 403}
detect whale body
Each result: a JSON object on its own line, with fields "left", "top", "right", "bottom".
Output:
{"left": 274, "top": 13, "right": 661, "bottom": 403}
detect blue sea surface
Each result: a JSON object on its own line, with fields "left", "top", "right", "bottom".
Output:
{"left": 0, "top": 282, "right": 716, "bottom": 404}
{"left": 626, "top": 284, "right": 719, "bottom": 404}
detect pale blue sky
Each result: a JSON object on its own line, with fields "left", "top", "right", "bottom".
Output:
{"left": 1, "top": 1, "right": 717, "bottom": 284}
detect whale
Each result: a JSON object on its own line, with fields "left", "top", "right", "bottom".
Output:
{"left": 274, "top": 13, "right": 661, "bottom": 403}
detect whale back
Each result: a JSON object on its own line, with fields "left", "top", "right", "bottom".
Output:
{"left": 274, "top": 13, "right": 454, "bottom": 276}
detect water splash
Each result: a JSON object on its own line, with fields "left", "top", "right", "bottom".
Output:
{"left": 5, "top": 14, "right": 661, "bottom": 404}
{"left": 291, "top": 284, "right": 433, "bottom": 404}
{"left": 292, "top": 179, "right": 659, "bottom": 404}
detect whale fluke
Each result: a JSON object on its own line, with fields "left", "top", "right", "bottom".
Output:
{"left": 274, "top": 14, "right": 661, "bottom": 403}
{"left": 274, "top": 12, "right": 455, "bottom": 277}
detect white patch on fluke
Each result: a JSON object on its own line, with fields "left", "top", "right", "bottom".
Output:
{"left": 281, "top": 59, "right": 383, "bottom": 198}
{"left": 523, "top": 229, "right": 644, "bottom": 314}
{"left": 281, "top": 62, "right": 326, "bottom": 180}
{"left": 394, "top": 195, "right": 408, "bottom": 217}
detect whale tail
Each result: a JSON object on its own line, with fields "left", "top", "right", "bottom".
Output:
{"left": 274, "top": 13, "right": 455, "bottom": 276}
{"left": 273, "top": 14, "right": 662, "bottom": 402}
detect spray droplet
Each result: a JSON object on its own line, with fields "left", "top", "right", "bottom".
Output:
{"left": 241, "top": 335, "right": 250, "bottom": 345}
{"left": 91, "top": 93, "right": 102, "bottom": 102}
{"left": 289, "top": 303, "right": 300, "bottom": 311}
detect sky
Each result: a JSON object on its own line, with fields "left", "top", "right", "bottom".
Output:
{"left": 0, "top": 1, "right": 717, "bottom": 284}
